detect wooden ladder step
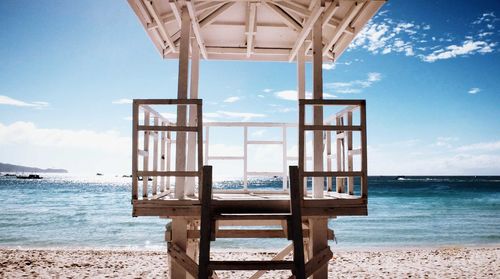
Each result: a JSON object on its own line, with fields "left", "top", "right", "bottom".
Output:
{"left": 214, "top": 213, "right": 291, "bottom": 220}
{"left": 208, "top": 260, "right": 294, "bottom": 271}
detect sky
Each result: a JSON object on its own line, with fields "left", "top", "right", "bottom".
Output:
{"left": 0, "top": 0, "right": 499, "bottom": 176}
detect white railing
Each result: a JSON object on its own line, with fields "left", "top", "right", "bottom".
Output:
{"left": 132, "top": 99, "right": 203, "bottom": 200}
{"left": 299, "top": 99, "right": 367, "bottom": 199}
{"left": 203, "top": 122, "right": 296, "bottom": 191}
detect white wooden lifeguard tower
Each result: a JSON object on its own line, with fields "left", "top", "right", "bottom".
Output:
{"left": 127, "top": 0, "right": 385, "bottom": 278}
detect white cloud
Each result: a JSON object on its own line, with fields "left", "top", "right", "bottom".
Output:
{"left": 422, "top": 40, "right": 495, "bottom": 62}
{"left": 351, "top": 11, "right": 497, "bottom": 63}
{"left": 257, "top": 94, "right": 265, "bottom": 98}
{"left": 112, "top": 98, "right": 133, "bottom": 104}
{"left": 0, "top": 121, "right": 132, "bottom": 174}
{"left": 223, "top": 96, "right": 240, "bottom": 103}
{"left": 204, "top": 111, "right": 266, "bottom": 121}
{"left": 324, "top": 72, "right": 382, "bottom": 94}
{"left": 0, "top": 95, "right": 49, "bottom": 109}
{"left": 322, "top": 63, "right": 335, "bottom": 70}
{"left": 262, "top": 88, "right": 273, "bottom": 93}
{"left": 468, "top": 87, "right": 481, "bottom": 94}
{"left": 456, "top": 141, "right": 500, "bottom": 152}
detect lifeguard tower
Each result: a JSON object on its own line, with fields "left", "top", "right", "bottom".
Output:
{"left": 127, "top": 0, "right": 385, "bottom": 278}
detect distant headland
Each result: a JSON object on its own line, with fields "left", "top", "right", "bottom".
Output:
{"left": 0, "top": 162, "right": 68, "bottom": 173}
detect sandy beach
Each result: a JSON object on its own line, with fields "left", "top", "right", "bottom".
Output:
{"left": 1, "top": 246, "right": 498, "bottom": 278}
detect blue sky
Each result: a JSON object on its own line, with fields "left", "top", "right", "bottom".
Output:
{"left": 0, "top": 0, "right": 499, "bottom": 175}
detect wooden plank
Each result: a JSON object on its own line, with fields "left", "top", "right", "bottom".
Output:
{"left": 198, "top": 166, "right": 213, "bottom": 279}
{"left": 137, "top": 170, "right": 200, "bottom": 177}
{"left": 199, "top": 2, "right": 235, "bottom": 28}
{"left": 160, "top": 125, "right": 166, "bottom": 192}
{"left": 303, "top": 171, "right": 362, "bottom": 177}
{"left": 134, "top": 99, "right": 202, "bottom": 105}
{"left": 312, "top": 8, "right": 324, "bottom": 199}
{"left": 303, "top": 125, "right": 362, "bottom": 131}
{"left": 288, "top": 2, "right": 324, "bottom": 62}
{"left": 186, "top": 38, "right": 200, "bottom": 197}
{"left": 186, "top": 0, "right": 209, "bottom": 59}
{"left": 169, "top": 0, "right": 182, "bottom": 27}
{"left": 323, "top": 1, "right": 364, "bottom": 56}
{"left": 263, "top": 2, "right": 302, "bottom": 32}
{"left": 289, "top": 166, "right": 305, "bottom": 278}
{"left": 245, "top": 3, "right": 257, "bottom": 57}
{"left": 168, "top": 243, "right": 199, "bottom": 278}
{"left": 152, "top": 117, "right": 159, "bottom": 195}
{"left": 132, "top": 101, "right": 139, "bottom": 200}
{"left": 208, "top": 156, "right": 244, "bottom": 160}
{"left": 138, "top": 125, "right": 199, "bottom": 132}
{"left": 171, "top": 218, "right": 189, "bottom": 279}
{"left": 243, "top": 126, "right": 248, "bottom": 190}
{"left": 142, "top": 111, "right": 150, "bottom": 198}
{"left": 175, "top": 5, "right": 191, "bottom": 200}
{"left": 300, "top": 99, "right": 365, "bottom": 106}
{"left": 249, "top": 243, "right": 294, "bottom": 279}
{"left": 304, "top": 247, "right": 333, "bottom": 278}
{"left": 208, "top": 260, "right": 294, "bottom": 271}
{"left": 347, "top": 111, "right": 354, "bottom": 194}
{"left": 143, "top": 0, "right": 176, "bottom": 52}
{"left": 360, "top": 100, "right": 368, "bottom": 198}
{"left": 282, "top": 126, "right": 287, "bottom": 190}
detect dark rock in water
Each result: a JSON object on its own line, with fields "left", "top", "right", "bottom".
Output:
{"left": 16, "top": 174, "right": 43, "bottom": 179}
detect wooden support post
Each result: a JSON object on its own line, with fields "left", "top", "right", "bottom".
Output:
{"left": 326, "top": 131, "right": 332, "bottom": 191}
{"left": 186, "top": 37, "right": 200, "bottom": 197}
{"left": 171, "top": 6, "right": 191, "bottom": 279}
{"left": 282, "top": 126, "right": 287, "bottom": 190}
{"left": 171, "top": 218, "right": 189, "bottom": 279}
{"left": 199, "top": 166, "right": 213, "bottom": 279}
{"left": 360, "top": 101, "right": 368, "bottom": 198}
{"left": 310, "top": 4, "right": 329, "bottom": 278}
{"left": 335, "top": 116, "right": 345, "bottom": 193}
{"left": 175, "top": 5, "right": 191, "bottom": 199}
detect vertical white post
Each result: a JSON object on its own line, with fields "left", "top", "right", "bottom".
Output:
{"left": 160, "top": 122, "right": 166, "bottom": 193}
{"left": 171, "top": 6, "right": 191, "bottom": 279}
{"left": 174, "top": 6, "right": 191, "bottom": 200}
{"left": 326, "top": 129, "right": 332, "bottom": 191}
{"left": 186, "top": 37, "right": 200, "bottom": 197}
{"left": 152, "top": 116, "right": 159, "bottom": 196}
{"left": 282, "top": 125, "right": 287, "bottom": 190}
{"left": 132, "top": 101, "right": 138, "bottom": 200}
{"left": 312, "top": 14, "right": 324, "bottom": 199}
{"left": 204, "top": 126, "right": 209, "bottom": 165}
{"left": 297, "top": 43, "right": 306, "bottom": 196}
{"left": 243, "top": 126, "right": 248, "bottom": 190}
{"left": 347, "top": 111, "right": 354, "bottom": 194}
{"left": 142, "top": 111, "right": 150, "bottom": 198}
{"left": 166, "top": 131, "right": 171, "bottom": 190}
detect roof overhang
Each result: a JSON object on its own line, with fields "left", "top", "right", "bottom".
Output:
{"left": 128, "top": 0, "right": 386, "bottom": 62}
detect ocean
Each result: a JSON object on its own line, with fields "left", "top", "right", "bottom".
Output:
{"left": 0, "top": 175, "right": 499, "bottom": 250}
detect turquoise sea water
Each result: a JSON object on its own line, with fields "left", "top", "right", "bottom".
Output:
{"left": 0, "top": 175, "right": 499, "bottom": 249}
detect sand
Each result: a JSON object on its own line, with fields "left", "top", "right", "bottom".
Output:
{"left": 0, "top": 246, "right": 498, "bottom": 278}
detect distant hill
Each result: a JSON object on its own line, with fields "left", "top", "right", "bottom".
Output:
{"left": 0, "top": 163, "right": 68, "bottom": 173}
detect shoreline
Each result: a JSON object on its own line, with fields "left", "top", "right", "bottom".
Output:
{"left": 1, "top": 246, "right": 498, "bottom": 278}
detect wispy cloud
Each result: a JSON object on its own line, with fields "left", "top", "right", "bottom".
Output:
{"left": 0, "top": 95, "right": 49, "bottom": 109}
{"left": 204, "top": 111, "right": 266, "bottom": 121}
{"left": 468, "top": 87, "right": 481, "bottom": 94}
{"left": 324, "top": 72, "right": 382, "bottom": 94}
{"left": 112, "top": 98, "right": 133, "bottom": 104}
{"left": 422, "top": 40, "right": 495, "bottom": 62}
{"left": 262, "top": 88, "right": 273, "bottom": 93}
{"left": 456, "top": 140, "right": 500, "bottom": 152}
{"left": 0, "top": 121, "right": 130, "bottom": 153}
{"left": 274, "top": 90, "right": 336, "bottom": 101}
{"left": 223, "top": 96, "right": 240, "bottom": 103}
{"left": 351, "top": 10, "right": 498, "bottom": 63}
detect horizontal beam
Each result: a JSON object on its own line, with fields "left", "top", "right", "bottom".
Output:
{"left": 299, "top": 99, "right": 365, "bottom": 106}
{"left": 302, "top": 171, "right": 363, "bottom": 177}
{"left": 138, "top": 125, "right": 199, "bottom": 132}
{"left": 246, "top": 140, "right": 283, "bottom": 144}
{"left": 209, "top": 260, "right": 294, "bottom": 271}
{"left": 303, "top": 125, "right": 362, "bottom": 131}
{"left": 134, "top": 99, "right": 202, "bottom": 105}
{"left": 137, "top": 170, "right": 200, "bottom": 177}
{"left": 208, "top": 156, "right": 244, "bottom": 160}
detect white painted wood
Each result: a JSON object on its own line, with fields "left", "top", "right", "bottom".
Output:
{"left": 175, "top": 6, "right": 191, "bottom": 200}
{"left": 186, "top": 0, "right": 208, "bottom": 59}
{"left": 288, "top": 2, "right": 324, "bottom": 62}
{"left": 186, "top": 38, "right": 200, "bottom": 197}
{"left": 243, "top": 126, "right": 248, "bottom": 190}
{"left": 323, "top": 1, "right": 364, "bottom": 56}
{"left": 312, "top": 9, "right": 324, "bottom": 199}
{"left": 245, "top": 3, "right": 257, "bottom": 58}
{"left": 282, "top": 126, "right": 287, "bottom": 190}
{"left": 152, "top": 117, "right": 159, "bottom": 196}
{"left": 143, "top": 0, "right": 176, "bottom": 52}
